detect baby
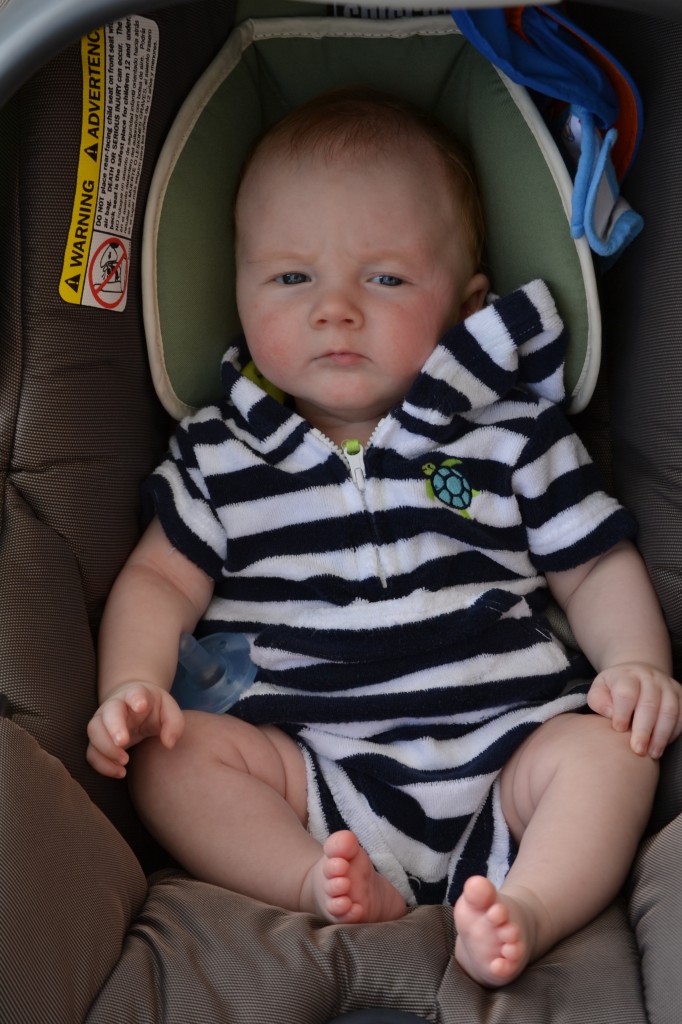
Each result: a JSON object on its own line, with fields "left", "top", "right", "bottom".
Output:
{"left": 87, "top": 88, "right": 682, "bottom": 987}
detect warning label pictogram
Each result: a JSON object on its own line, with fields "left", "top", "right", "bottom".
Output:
{"left": 87, "top": 235, "right": 129, "bottom": 308}
{"left": 59, "top": 17, "right": 159, "bottom": 312}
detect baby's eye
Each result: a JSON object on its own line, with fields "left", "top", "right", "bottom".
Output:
{"left": 371, "top": 274, "right": 403, "bottom": 287}
{"left": 275, "top": 272, "right": 310, "bottom": 285}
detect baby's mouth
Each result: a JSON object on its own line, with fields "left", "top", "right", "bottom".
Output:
{"left": 320, "top": 350, "right": 366, "bottom": 366}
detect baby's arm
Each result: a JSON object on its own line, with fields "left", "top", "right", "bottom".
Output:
{"left": 547, "top": 539, "right": 682, "bottom": 759}
{"left": 87, "top": 516, "right": 214, "bottom": 778}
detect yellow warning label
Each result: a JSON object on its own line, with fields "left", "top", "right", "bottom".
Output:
{"left": 59, "top": 18, "right": 159, "bottom": 312}
{"left": 59, "top": 28, "right": 105, "bottom": 303}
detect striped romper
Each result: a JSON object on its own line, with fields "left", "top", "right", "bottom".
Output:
{"left": 146, "top": 280, "right": 634, "bottom": 906}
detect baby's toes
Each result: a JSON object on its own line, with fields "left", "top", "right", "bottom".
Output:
{"left": 486, "top": 901, "right": 510, "bottom": 927}
{"left": 326, "top": 873, "right": 351, "bottom": 897}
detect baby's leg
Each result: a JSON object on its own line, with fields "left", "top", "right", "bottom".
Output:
{"left": 130, "top": 710, "right": 406, "bottom": 923}
{"left": 454, "top": 712, "right": 658, "bottom": 986}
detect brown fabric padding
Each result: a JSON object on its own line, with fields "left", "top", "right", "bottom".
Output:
{"left": 628, "top": 815, "right": 682, "bottom": 1024}
{"left": 0, "top": 719, "right": 147, "bottom": 1024}
{"left": 89, "top": 886, "right": 451, "bottom": 1023}
{"left": 568, "top": 4, "right": 682, "bottom": 674}
{"left": 0, "top": 712, "right": 657, "bottom": 1024}
{"left": 87, "top": 878, "right": 648, "bottom": 1023}
{"left": 648, "top": 732, "right": 682, "bottom": 835}
{"left": 0, "top": 0, "right": 238, "bottom": 870}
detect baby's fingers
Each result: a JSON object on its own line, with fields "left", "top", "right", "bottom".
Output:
{"left": 609, "top": 676, "right": 643, "bottom": 733}
{"left": 589, "top": 666, "right": 682, "bottom": 759}
{"left": 629, "top": 691, "right": 663, "bottom": 756}
{"left": 86, "top": 713, "right": 131, "bottom": 778}
{"left": 101, "top": 686, "right": 154, "bottom": 747}
{"left": 86, "top": 685, "right": 184, "bottom": 780}
{"left": 157, "top": 691, "right": 185, "bottom": 750}
{"left": 587, "top": 672, "right": 638, "bottom": 731}
{"left": 637, "top": 685, "right": 682, "bottom": 759}
{"left": 107, "top": 686, "right": 184, "bottom": 751}
{"left": 86, "top": 735, "right": 130, "bottom": 778}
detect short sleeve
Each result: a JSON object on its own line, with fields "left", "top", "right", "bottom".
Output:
{"left": 143, "top": 408, "right": 229, "bottom": 581}
{"left": 513, "top": 402, "right": 636, "bottom": 573}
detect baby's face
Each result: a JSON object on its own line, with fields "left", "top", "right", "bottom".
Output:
{"left": 235, "top": 141, "right": 488, "bottom": 445}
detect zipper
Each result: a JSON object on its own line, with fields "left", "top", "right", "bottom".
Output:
{"left": 341, "top": 438, "right": 387, "bottom": 590}
{"left": 313, "top": 430, "right": 388, "bottom": 589}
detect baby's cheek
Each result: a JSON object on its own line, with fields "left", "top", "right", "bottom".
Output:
{"left": 247, "top": 321, "right": 299, "bottom": 384}
{"left": 388, "top": 324, "right": 438, "bottom": 382}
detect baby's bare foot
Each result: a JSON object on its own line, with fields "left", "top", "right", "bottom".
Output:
{"left": 302, "top": 830, "right": 407, "bottom": 924}
{"left": 454, "top": 876, "right": 537, "bottom": 987}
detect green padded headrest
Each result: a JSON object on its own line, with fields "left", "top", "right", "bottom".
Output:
{"left": 142, "top": 14, "right": 600, "bottom": 420}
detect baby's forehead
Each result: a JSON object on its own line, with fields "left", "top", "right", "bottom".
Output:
{"left": 234, "top": 147, "right": 468, "bottom": 271}
{"left": 238, "top": 131, "right": 450, "bottom": 204}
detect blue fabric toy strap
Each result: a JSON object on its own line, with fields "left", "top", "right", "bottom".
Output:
{"left": 452, "top": 7, "right": 617, "bottom": 128}
{"left": 452, "top": 5, "right": 644, "bottom": 262}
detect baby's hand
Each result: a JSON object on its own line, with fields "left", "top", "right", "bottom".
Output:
{"left": 587, "top": 663, "right": 682, "bottom": 759}
{"left": 86, "top": 682, "right": 185, "bottom": 778}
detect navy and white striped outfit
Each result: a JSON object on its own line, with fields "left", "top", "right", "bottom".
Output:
{"left": 146, "top": 280, "right": 634, "bottom": 906}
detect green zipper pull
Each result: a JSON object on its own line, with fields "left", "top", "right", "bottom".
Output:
{"left": 342, "top": 439, "right": 366, "bottom": 491}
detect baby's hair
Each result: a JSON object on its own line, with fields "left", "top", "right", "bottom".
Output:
{"left": 238, "top": 86, "right": 486, "bottom": 270}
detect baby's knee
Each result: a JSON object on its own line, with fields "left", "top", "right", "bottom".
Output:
{"left": 501, "top": 711, "right": 659, "bottom": 840}
{"left": 542, "top": 710, "right": 648, "bottom": 756}
{"left": 127, "top": 729, "right": 178, "bottom": 814}
{"left": 590, "top": 712, "right": 660, "bottom": 779}
{"left": 503, "top": 712, "right": 658, "bottom": 807}
{"left": 128, "top": 710, "right": 225, "bottom": 807}
{"left": 546, "top": 712, "right": 659, "bottom": 794}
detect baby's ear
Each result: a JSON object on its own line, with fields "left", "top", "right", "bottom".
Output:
{"left": 459, "top": 273, "right": 490, "bottom": 320}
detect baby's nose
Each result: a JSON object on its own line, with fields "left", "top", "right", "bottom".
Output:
{"left": 310, "top": 287, "right": 363, "bottom": 328}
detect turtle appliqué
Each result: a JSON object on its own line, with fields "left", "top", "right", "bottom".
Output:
{"left": 422, "top": 459, "right": 480, "bottom": 518}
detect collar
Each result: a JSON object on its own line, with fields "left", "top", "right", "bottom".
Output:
{"left": 220, "top": 280, "right": 567, "bottom": 442}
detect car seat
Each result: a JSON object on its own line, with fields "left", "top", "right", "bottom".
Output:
{"left": 2, "top": 2, "right": 682, "bottom": 1022}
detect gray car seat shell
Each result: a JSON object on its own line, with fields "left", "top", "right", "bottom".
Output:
{"left": 3, "top": 2, "right": 682, "bottom": 1023}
